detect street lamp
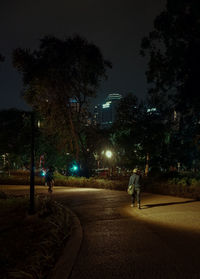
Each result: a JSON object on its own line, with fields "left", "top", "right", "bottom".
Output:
{"left": 105, "top": 150, "right": 113, "bottom": 177}
{"left": 29, "top": 111, "right": 35, "bottom": 214}
{"left": 29, "top": 113, "right": 41, "bottom": 214}
{"left": 105, "top": 150, "right": 112, "bottom": 158}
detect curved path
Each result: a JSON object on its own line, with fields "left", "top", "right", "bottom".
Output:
{"left": 54, "top": 187, "right": 200, "bottom": 279}
{"left": 1, "top": 185, "right": 200, "bottom": 279}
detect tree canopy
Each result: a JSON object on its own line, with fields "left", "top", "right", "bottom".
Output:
{"left": 0, "top": 109, "right": 32, "bottom": 169}
{"left": 13, "top": 35, "right": 111, "bottom": 161}
{"left": 141, "top": 0, "right": 200, "bottom": 114}
{"left": 140, "top": 0, "right": 200, "bottom": 170}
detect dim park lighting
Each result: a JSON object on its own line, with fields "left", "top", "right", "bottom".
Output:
{"left": 105, "top": 150, "right": 112, "bottom": 158}
{"left": 69, "top": 163, "right": 79, "bottom": 174}
{"left": 41, "top": 170, "right": 46, "bottom": 177}
{"left": 73, "top": 165, "right": 78, "bottom": 171}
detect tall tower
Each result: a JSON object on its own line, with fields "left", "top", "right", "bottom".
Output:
{"left": 101, "top": 93, "right": 122, "bottom": 128}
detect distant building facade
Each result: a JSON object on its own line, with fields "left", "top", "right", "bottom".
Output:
{"left": 93, "top": 93, "right": 122, "bottom": 128}
{"left": 93, "top": 104, "right": 102, "bottom": 126}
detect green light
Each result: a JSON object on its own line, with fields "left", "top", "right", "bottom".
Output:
{"left": 69, "top": 162, "right": 79, "bottom": 173}
{"left": 73, "top": 165, "right": 78, "bottom": 171}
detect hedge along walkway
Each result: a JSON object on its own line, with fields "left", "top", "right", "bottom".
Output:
{"left": 143, "top": 178, "right": 200, "bottom": 200}
{"left": 1, "top": 172, "right": 200, "bottom": 200}
{"left": 0, "top": 174, "right": 129, "bottom": 190}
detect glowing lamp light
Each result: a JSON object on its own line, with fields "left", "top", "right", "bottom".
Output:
{"left": 73, "top": 165, "right": 78, "bottom": 171}
{"left": 37, "top": 120, "right": 41, "bottom": 128}
{"left": 41, "top": 170, "right": 46, "bottom": 176}
{"left": 70, "top": 164, "right": 79, "bottom": 173}
{"left": 105, "top": 150, "right": 112, "bottom": 158}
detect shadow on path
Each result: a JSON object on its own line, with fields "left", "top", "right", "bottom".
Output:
{"left": 143, "top": 199, "right": 197, "bottom": 209}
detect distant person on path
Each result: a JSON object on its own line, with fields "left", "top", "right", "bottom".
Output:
{"left": 45, "top": 167, "right": 54, "bottom": 193}
{"left": 128, "top": 168, "right": 142, "bottom": 209}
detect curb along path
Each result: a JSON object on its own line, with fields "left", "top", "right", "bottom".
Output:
{"left": 50, "top": 208, "right": 83, "bottom": 279}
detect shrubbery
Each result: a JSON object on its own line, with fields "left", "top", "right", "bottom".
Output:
{"left": 1, "top": 169, "right": 200, "bottom": 199}
{"left": 55, "top": 175, "right": 128, "bottom": 191}
{"left": 0, "top": 194, "right": 72, "bottom": 279}
{"left": 143, "top": 174, "right": 200, "bottom": 200}
{"left": 0, "top": 170, "right": 129, "bottom": 191}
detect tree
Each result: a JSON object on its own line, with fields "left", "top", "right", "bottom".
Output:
{"left": 0, "top": 109, "right": 32, "bottom": 170}
{"left": 140, "top": 0, "right": 200, "bottom": 170}
{"left": 112, "top": 94, "right": 172, "bottom": 171}
{"left": 0, "top": 109, "right": 81, "bottom": 173}
{"left": 141, "top": 0, "right": 200, "bottom": 114}
{"left": 13, "top": 35, "right": 111, "bottom": 163}
{"left": 111, "top": 94, "right": 146, "bottom": 169}
{"left": 34, "top": 131, "right": 74, "bottom": 173}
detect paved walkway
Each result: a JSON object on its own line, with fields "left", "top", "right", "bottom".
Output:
{"left": 54, "top": 187, "right": 200, "bottom": 279}
{"left": 1, "top": 185, "right": 200, "bottom": 279}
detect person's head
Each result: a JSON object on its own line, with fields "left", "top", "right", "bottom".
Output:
{"left": 133, "top": 168, "right": 138, "bottom": 174}
{"left": 49, "top": 166, "right": 54, "bottom": 172}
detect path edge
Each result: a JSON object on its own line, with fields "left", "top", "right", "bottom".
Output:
{"left": 50, "top": 208, "right": 83, "bottom": 279}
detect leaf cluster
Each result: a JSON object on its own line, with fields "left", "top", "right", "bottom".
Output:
{"left": 12, "top": 35, "right": 111, "bottom": 161}
{"left": 141, "top": 0, "right": 200, "bottom": 114}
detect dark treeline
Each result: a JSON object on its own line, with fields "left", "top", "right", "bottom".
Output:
{"left": 1, "top": 0, "right": 200, "bottom": 175}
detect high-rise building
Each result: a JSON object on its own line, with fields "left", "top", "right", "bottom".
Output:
{"left": 93, "top": 93, "right": 122, "bottom": 128}
{"left": 106, "top": 93, "right": 122, "bottom": 102}
{"left": 93, "top": 104, "right": 102, "bottom": 126}
{"left": 101, "top": 93, "right": 122, "bottom": 128}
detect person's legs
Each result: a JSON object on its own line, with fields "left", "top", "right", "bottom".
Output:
{"left": 131, "top": 193, "right": 135, "bottom": 207}
{"left": 48, "top": 181, "right": 53, "bottom": 193}
{"left": 136, "top": 188, "right": 141, "bottom": 209}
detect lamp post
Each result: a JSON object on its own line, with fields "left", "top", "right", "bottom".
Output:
{"left": 29, "top": 111, "right": 35, "bottom": 215}
{"left": 105, "top": 150, "right": 113, "bottom": 177}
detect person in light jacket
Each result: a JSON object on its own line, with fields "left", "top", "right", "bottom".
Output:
{"left": 128, "top": 168, "right": 142, "bottom": 209}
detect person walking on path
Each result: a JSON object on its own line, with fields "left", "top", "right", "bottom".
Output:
{"left": 128, "top": 168, "right": 142, "bottom": 209}
{"left": 45, "top": 167, "right": 54, "bottom": 193}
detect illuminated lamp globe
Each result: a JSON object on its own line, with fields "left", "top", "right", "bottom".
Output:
{"left": 105, "top": 150, "right": 112, "bottom": 158}
{"left": 73, "top": 165, "right": 78, "bottom": 171}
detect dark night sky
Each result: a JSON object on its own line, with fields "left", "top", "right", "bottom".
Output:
{"left": 0, "top": 0, "right": 166, "bottom": 110}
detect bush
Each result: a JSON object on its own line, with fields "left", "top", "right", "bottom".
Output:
{"left": 148, "top": 167, "right": 163, "bottom": 178}
{"left": 53, "top": 175, "right": 128, "bottom": 191}
{"left": 0, "top": 196, "right": 72, "bottom": 279}
{"left": 177, "top": 178, "right": 188, "bottom": 186}
{"left": 143, "top": 176, "right": 200, "bottom": 199}
{"left": 190, "top": 178, "right": 200, "bottom": 187}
